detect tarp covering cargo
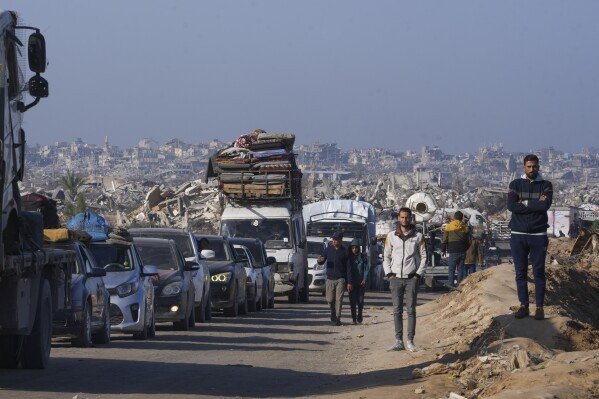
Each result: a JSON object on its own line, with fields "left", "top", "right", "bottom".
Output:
{"left": 205, "top": 129, "right": 302, "bottom": 208}
{"left": 303, "top": 200, "right": 376, "bottom": 240}
{"left": 66, "top": 211, "right": 110, "bottom": 241}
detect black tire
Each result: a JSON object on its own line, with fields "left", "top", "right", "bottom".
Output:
{"left": 261, "top": 287, "right": 268, "bottom": 309}
{"left": 224, "top": 286, "right": 239, "bottom": 317}
{"left": 195, "top": 300, "right": 206, "bottom": 323}
{"left": 21, "top": 279, "right": 52, "bottom": 369}
{"left": 0, "top": 335, "right": 22, "bottom": 369}
{"left": 238, "top": 294, "right": 248, "bottom": 315}
{"left": 188, "top": 302, "right": 196, "bottom": 328}
{"left": 173, "top": 313, "right": 190, "bottom": 331}
{"left": 256, "top": 289, "right": 263, "bottom": 312}
{"left": 248, "top": 285, "right": 257, "bottom": 312}
{"left": 133, "top": 309, "right": 150, "bottom": 340}
{"left": 92, "top": 301, "right": 111, "bottom": 345}
{"left": 300, "top": 272, "right": 310, "bottom": 303}
{"left": 288, "top": 283, "right": 299, "bottom": 304}
{"left": 147, "top": 311, "right": 156, "bottom": 338}
{"left": 205, "top": 298, "right": 212, "bottom": 321}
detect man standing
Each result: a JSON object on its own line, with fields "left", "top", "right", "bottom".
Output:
{"left": 507, "top": 154, "right": 553, "bottom": 320}
{"left": 384, "top": 207, "right": 427, "bottom": 352}
{"left": 348, "top": 238, "right": 369, "bottom": 324}
{"left": 317, "top": 232, "right": 352, "bottom": 326}
{"left": 442, "top": 211, "right": 471, "bottom": 287}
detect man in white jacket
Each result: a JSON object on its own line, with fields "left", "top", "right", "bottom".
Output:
{"left": 384, "top": 207, "right": 427, "bottom": 352}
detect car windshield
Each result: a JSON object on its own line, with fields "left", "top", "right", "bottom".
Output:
{"left": 306, "top": 241, "right": 326, "bottom": 257}
{"left": 89, "top": 244, "right": 135, "bottom": 272}
{"left": 136, "top": 244, "right": 179, "bottom": 271}
{"left": 132, "top": 231, "right": 195, "bottom": 259}
{"left": 243, "top": 243, "right": 265, "bottom": 265}
{"left": 221, "top": 219, "right": 291, "bottom": 249}
{"left": 197, "top": 237, "right": 230, "bottom": 261}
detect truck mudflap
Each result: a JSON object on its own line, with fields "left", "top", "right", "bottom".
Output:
{"left": 274, "top": 272, "right": 294, "bottom": 294}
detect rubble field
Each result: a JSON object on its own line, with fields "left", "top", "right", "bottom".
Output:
{"left": 338, "top": 247, "right": 599, "bottom": 399}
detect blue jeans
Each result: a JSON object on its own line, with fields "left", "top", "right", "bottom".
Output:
{"left": 448, "top": 252, "right": 466, "bottom": 287}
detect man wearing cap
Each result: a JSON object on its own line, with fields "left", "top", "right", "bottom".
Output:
{"left": 317, "top": 231, "right": 353, "bottom": 326}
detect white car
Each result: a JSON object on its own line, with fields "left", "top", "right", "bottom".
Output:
{"left": 233, "top": 245, "right": 264, "bottom": 312}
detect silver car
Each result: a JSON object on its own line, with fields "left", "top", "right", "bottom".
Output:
{"left": 89, "top": 241, "right": 157, "bottom": 340}
{"left": 129, "top": 228, "right": 211, "bottom": 323}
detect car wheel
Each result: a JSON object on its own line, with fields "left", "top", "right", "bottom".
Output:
{"left": 248, "top": 285, "right": 257, "bottom": 312}
{"left": 188, "top": 302, "right": 196, "bottom": 328}
{"left": 224, "top": 286, "right": 239, "bottom": 317}
{"left": 92, "top": 301, "right": 111, "bottom": 345}
{"left": 195, "top": 300, "right": 206, "bottom": 323}
{"left": 205, "top": 298, "right": 212, "bottom": 321}
{"left": 133, "top": 309, "right": 149, "bottom": 340}
{"left": 261, "top": 287, "right": 268, "bottom": 309}
{"left": 288, "top": 283, "right": 299, "bottom": 304}
{"left": 73, "top": 302, "right": 93, "bottom": 348}
{"left": 21, "top": 279, "right": 52, "bottom": 369}
{"left": 238, "top": 291, "right": 248, "bottom": 315}
{"left": 0, "top": 335, "right": 22, "bottom": 369}
{"left": 173, "top": 310, "right": 190, "bottom": 331}
{"left": 300, "top": 271, "right": 310, "bottom": 303}
{"left": 147, "top": 311, "right": 156, "bottom": 338}
{"left": 256, "top": 290, "right": 263, "bottom": 312}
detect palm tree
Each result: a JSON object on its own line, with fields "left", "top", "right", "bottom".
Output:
{"left": 57, "top": 170, "right": 85, "bottom": 199}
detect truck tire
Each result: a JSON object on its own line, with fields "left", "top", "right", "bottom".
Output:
{"left": 299, "top": 271, "right": 310, "bottom": 303}
{"left": 0, "top": 335, "right": 22, "bottom": 369}
{"left": 288, "top": 283, "right": 299, "bottom": 304}
{"left": 21, "top": 279, "right": 52, "bottom": 369}
{"left": 73, "top": 303, "right": 93, "bottom": 347}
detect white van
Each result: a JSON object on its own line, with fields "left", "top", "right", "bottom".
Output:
{"left": 220, "top": 200, "right": 309, "bottom": 304}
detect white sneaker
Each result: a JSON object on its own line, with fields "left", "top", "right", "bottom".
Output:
{"left": 406, "top": 340, "right": 418, "bottom": 352}
{"left": 387, "top": 340, "right": 405, "bottom": 351}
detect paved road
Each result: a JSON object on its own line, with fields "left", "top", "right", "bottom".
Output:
{"left": 0, "top": 290, "right": 442, "bottom": 398}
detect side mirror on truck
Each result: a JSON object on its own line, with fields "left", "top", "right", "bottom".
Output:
{"left": 28, "top": 32, "right": 46, "bottom": 73}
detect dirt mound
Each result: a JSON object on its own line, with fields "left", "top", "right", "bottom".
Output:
{"left": 548, "top": 236, "right": 599, "bottom": 269}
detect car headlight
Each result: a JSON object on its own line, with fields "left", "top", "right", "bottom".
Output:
{"left": 115, "top": 281, "right": 139, "bottom": 298}
{"left": 313, "top": 263, "right": 325, "bottom": 271}
{"left": 162, "top": 282, "right": 182, "bottom": 296}
{"left": 211, "top": 272, "right": 232, "bottom": 283}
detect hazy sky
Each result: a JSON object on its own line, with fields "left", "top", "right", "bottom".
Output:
{"left": 10, "top": 1, "right": 599, "bottom": 153}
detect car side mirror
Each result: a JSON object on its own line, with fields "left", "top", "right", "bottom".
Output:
{"left": 28, "top": 32, "right": 46, "bottom": 73}
{"left": 266, "top": 256, "right": 276, "bottom": 265}
{"left": 184, "top": 261, "right": 200, "bottom": 271}
{"left": 141, "top": 264, "right": 159, "bottom": 277}
{"left": 88, "top": 267, "right": 106, "bottom": 277}
{"left": 200, "top": 249, "right": 215, "bottom": 260}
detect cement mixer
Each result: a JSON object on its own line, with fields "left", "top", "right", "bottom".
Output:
{"left": 405, "top": 192, "right": 438, "bottom": 223}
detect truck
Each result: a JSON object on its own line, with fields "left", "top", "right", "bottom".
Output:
{"left": 0, "top": 9, "right": 76, "bottom": 369}
{"left": 208, "top": 131, "right": 309, "bottom": 304}
{"left": 302, "top": 200, "right": 377, "bottom": 293}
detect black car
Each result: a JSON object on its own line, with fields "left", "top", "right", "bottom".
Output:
{"left": 194, "top": 234, "right": 247, "bottom": 317}
{"left": 133, "top": 238, "right": 199, "bottom": 331}
{"left": 228, "top": 237, "right": 276, "bottom": 309}
{"left": 48, "top": 240, "right": 111, "bottom": 347}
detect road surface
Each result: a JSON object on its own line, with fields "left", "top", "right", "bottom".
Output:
{"left": 0, "top": 291, "right": 442, "bottom": 398}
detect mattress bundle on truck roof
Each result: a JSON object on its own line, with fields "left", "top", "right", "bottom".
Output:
{"left": 206, "top": 129, "right": 302, "bottom": 209}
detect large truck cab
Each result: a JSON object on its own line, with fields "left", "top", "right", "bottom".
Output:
{"left": 220, "top": 201, "right": 309, "bottom": 304}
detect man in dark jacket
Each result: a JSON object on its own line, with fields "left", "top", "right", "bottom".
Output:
{"left": 317, "top": 231, "right": 352, "bottom": 326}
{"left": 442, "top": 211, "right": 471, "bottom": 287}
{"left": 348, "top": 238, "right": 369, "bottom": 324}
{"left": 507, "top": 154, "right": 553, "bottom": 320}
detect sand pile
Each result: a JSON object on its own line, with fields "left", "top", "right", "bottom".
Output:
{"left": 548, "top": 236, "right": 599, "bottom": 269}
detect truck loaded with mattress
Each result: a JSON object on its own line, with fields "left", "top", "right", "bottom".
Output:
{"left": 206, "top": 129, "right": 302, "bottom": 209}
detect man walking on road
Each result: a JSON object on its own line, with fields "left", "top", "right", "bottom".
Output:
{"left": 384, "top": 207, "right": 427, "bottom": 352}
{"left": 348, "top": 238, "right": 369, "bottom": 324}
{"left": 442, "top": 211, "right": 471, "bottom": 287}
{"left": 317, "top": 231, "right": 353, "bottom": 326}
{"left": 507, "top": 154, "right": 553, "bottom": 320}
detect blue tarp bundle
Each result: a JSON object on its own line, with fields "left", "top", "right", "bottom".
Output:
{"left": 66, "top": 211, "right": 110, "bottom": 241}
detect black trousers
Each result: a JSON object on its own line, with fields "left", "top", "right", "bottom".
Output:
{"left": 349, "top": 286, "right": 366, "bottom": 321}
